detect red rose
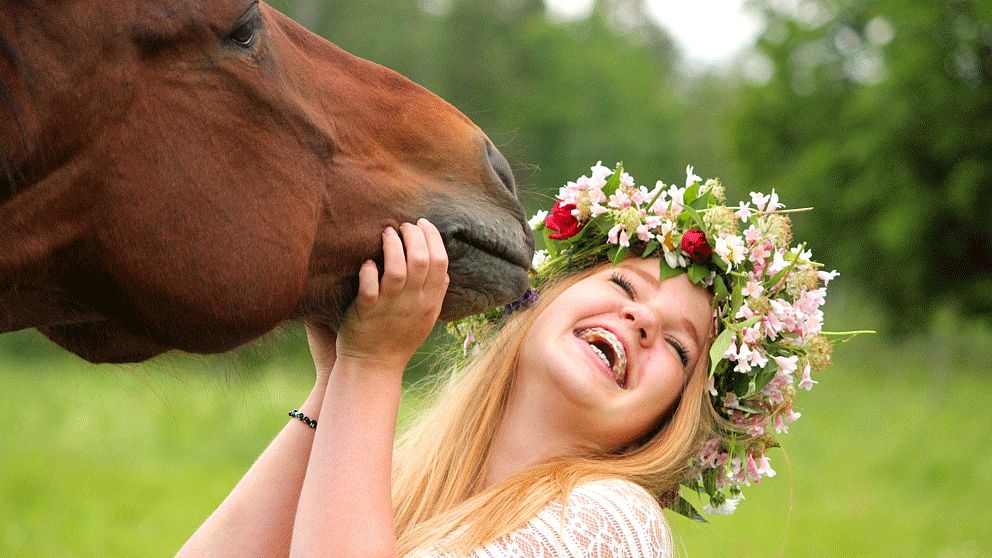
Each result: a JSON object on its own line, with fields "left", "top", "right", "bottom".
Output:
{"left": 544, "top": 200, "right": 582, "bottom": 240}
{"left": 681, "top": 229, "right": 712, "bottom": 263}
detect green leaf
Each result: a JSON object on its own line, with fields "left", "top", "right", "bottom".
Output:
{"left": 602, "top": 163, "right": 623, "bottom": 197}
{"left": 749, "top": 360, "right": 779, "bottom": 395}
{"left": 543, "top": 228, "right": 558, "bottom": 258}
{"left": 709, "top": 327, "right": 735, "bottom": 376}
{"left": 702, "top": 471, "right": 718, "bottom": 496}
{"left": 659, "top": 258, "right": 682, "bottom": 281}
{"left": 672, "top": 496, "right": 707, "bottom": 523}
{"left": 683, "top": 183, "right": 700, "bottom": 205}
{"left": 713, "top": 274, "right": 730, "bottom": 300}
{"left": 641, "top": 239, "right": 659, "bottom": 258}
{"left": 688, "top": 263, "right": 709, "bottom": 284}
{"left": 711, "top": 254, "right": 729, "bottom": 273}
{"left": 682, "top": 205, "right": 707, "bottom": 231}
{"left": 609, "top": 245, "right": 628, "bottom": 265}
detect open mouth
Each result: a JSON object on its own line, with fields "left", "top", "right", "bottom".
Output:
{"left": 575, "top": 327, "right": 629, "bottom": 389}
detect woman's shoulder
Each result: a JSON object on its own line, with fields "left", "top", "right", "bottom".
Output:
{"left": 541, "top": 478, "right": 673, "bottom": 556}
{"left": 564, "top": 478, "right": 669, "bottom": 527}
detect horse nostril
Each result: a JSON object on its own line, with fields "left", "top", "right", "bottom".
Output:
{"left": 486, "top": 141, "right": 516, "bottom": 196}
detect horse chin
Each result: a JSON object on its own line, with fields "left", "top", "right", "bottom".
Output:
{"left": 440, "top": 245, "right": 531, "bottom": 321}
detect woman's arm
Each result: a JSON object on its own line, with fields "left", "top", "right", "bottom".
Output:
{"left": 290, "top": 220, "right": 449, "bottom": 558}
{"left": 177, "top": 327, "right": 337, "bottom": 558}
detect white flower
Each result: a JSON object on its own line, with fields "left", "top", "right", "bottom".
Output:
{"left": 790, "top": 244, "right": 813, "bottom": 261}
{"left": 666, "top": 184, "right": 686, "bottom": 214}
{"left": 527, "top": 210, "right": 548, "bottom": 230}
{"left": 766, "top": 188, "right": 782, "bottom": 212}
{"left": 590, "top": 160, "right": 612, "bottom": 182}
{"left": 704, "top": 493, "right": 744, "bottom": 515}
{"left": 531, "top": 250, "right": 550, "bottom": 271}
{"left": 768, "top": 250, "right": 789, "bottom": 275}
{"left": 714, "top": 233, "right": 747, "bottom": 269}
{"left": 685, "top": 164, "right": 701, "bottom": 188}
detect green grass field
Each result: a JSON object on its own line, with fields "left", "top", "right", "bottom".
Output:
{"left": 1, "top": 317, "right": 990, "bottom": 557}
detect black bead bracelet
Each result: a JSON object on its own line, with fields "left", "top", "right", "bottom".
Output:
{"left": 289, "top": 409, "right": 317, "bottom": 429}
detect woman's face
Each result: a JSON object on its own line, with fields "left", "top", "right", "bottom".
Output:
{"left": 518, "top": 258, "right": 712, "bottom": 450}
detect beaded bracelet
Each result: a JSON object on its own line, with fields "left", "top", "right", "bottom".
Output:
{"left": 288, "top": 409, "right": 317, "bottom": 429}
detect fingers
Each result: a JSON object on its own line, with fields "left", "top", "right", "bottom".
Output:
{"left": 355, "top": 259, "right": 379, "bottom": 313}
{"left": 380, "top": 227, "right": 406, "bottom": 298}
{"left": 418, "top": 218, "right": 449, "bottom": 299}
{"left": 374, "top": 221, "right": 448, "bottom": 303}
{"left": 399, "top": 222, "right": 430, "bottom": 291}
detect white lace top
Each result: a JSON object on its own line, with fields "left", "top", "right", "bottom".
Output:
{"left": 410, "top": 478, "right": 674, "bottom": 557}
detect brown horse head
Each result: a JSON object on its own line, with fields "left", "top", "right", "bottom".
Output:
{"left": 0, "top": 1, "right": 533, "bottom": 362}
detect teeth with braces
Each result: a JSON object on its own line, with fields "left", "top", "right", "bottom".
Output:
{"left": 576, "top": 327, "right": 628, "bottom": 388}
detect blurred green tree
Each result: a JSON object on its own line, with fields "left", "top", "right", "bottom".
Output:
{"left": 725, "top": 0, "right": 992, "bottom": 332}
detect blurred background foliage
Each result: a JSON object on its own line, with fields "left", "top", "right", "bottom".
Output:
{"left": 2, "top": 0, "right": 990, "bottom": 556}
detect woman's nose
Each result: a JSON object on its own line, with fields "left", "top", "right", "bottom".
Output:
{"left": 621, "top": 304, "right": 658, "bottom": 346}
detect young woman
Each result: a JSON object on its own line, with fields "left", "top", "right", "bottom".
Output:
{"left": 179, "top": 218, "right": 714, "bottom": 557}
{"left": 180, "top": 163, "right": 845, "bottom": 556}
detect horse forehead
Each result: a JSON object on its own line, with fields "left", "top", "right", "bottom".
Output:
{"left": 131, "top": 0, "right": 253, "bottom": 40}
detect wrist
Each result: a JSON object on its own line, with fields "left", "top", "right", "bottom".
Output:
{"left": 333, "top": 353, "right": 409, "bottom": 376}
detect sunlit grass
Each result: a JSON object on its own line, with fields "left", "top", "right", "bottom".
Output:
{"left": 1, "top": 320, "right": 990, "bottom": 557}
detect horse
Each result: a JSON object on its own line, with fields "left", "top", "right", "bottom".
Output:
{"left": 0, "top": 1, "right": 534, "bottom": 363}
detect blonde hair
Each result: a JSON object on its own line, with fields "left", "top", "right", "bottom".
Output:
{"left": 392, "top": 264, "right": 715, "bottom": 555}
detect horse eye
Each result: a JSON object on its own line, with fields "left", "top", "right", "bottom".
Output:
{"left": 229, "top": 23, "right": 258, "bottom": 48}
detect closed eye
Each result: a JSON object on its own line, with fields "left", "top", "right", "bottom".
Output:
{"left": 610, "top": 271, "right": 637, "bottom": 299}
{"left": 667, "top": 336, "right": 690, "bottom": 368}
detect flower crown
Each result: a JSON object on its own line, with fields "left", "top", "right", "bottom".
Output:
{"left": 447, "top": 162, "right": 870, "bottom": 520}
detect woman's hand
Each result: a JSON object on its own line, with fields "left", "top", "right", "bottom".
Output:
{"left": 335, "top": 219, "right": 449, "bottom": 372}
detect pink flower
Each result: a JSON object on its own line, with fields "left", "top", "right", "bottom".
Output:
{"left": 735, "top": 201, "right": 753, "bottom": 222}
{"left": 742, "top": 326, "right": 761, "bottom": 345}
{"left": 635, "top": 223, "right": 652, "bottom": 242}
{"left": 818, "top": 269, "right": 840, "bottom": 285}
{"left": 743, "top": 224, "right": 762, "bottom": 244}
{"left": 773, "top": 354, "right": 799, "bottom": 377}
{"left": 799, "top": 362, "right": 817, "bottom": 390}
{"left": 742, "top": 279, "right": 764, "bottom": 298}
{"left": 748, "top": 347, "right": 768, "bottom": 369}
{"left": 757, "top": 455, "right": 776, "bottom": 478}
{"left": 746, "top": 453, "right": 761, "bottom": 483}
{"left": 607, "top": 223, "right": 630, "bottom": 247}
{"left": 746, "top": 417, "right": 766, "bottom": 438}
{"left": 750, "top": 191, "right": 770, "bottom": 211}
{"left": 723, "top": 337, "right": 739, "bottom": 361}
{"left": 608, "top": 189, "right": 632, "bottom": 210}
{"left": 722, "top": 392, "right": 742, "bottom": 410}
{"left": 733, "top": 345, "right": 753, "bottom": 373}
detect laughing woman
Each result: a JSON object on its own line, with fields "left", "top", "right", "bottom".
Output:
{"left": 180, "top": 164, "right": 847, "bottom": 557}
